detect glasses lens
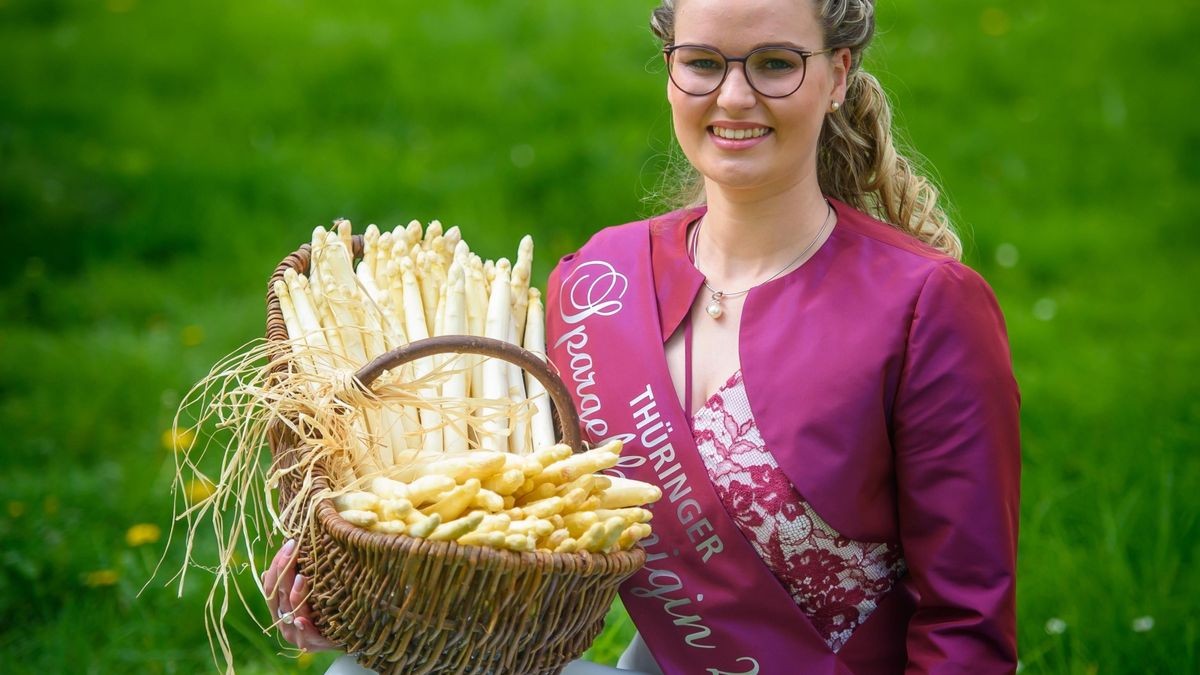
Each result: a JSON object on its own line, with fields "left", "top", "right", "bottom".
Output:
{"left": 745, "top": 48, "right": 807, "bottom": 97}
{"left": 669, "top": 46, "right": 726, "bottom": 96}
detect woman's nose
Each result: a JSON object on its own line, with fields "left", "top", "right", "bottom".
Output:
{"left": 716, "top": 62, "right": 758, "bottom": 110}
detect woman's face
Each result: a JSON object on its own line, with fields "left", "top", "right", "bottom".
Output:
{"left": 667, "top": 0, "right": 848, "bottom": 197}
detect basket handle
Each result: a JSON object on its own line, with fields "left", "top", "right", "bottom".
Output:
{"left": 353, "top": 335, "right": 583, "bottom": 452}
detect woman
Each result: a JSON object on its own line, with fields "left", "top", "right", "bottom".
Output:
{"left": 266, "top": 0, "right": 1021, "bottom": 672}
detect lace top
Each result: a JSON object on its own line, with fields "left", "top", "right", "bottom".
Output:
{"left": 692, "top": 370, "right": 907, "bottom": 652}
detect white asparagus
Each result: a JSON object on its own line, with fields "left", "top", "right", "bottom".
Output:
{"left": 372, "top": 520, "right": 407, "bottom": 535}
{"left": 336, "top": 219, "right": 354, "bottom": 261}
{"left": 353, "top": 260, "right": 404, "bottom": 467}
{"left": 597, "top": 476, "right": 664, "bottom": 509}
{"left": 420, "top": 249, "right": 444, "bottom": 333}
{"left": 482, "top": 468, "right": 526, "bottom": 496}
{"left": 618, "top": 523, "right": 653, "bottom": 550}
{"left": 423, "top": 220, "right": 443, "bottom": 249}
{"left": 404, "top": 474, "right": 458, "bottom": 506}
{"left": 338, "top": 510, "right": 378, "bottom": 528}
{"left": 479, "top": 259, "right": 512, "bottom": 452}
{"left": 536, "top": 447, "right": 622, "bottom": 486}
{"left": 309, "top": 225, "right": 328, "bottom": 307}
{"left": 506, "top": 318, "right": 529, "bottom": 455}
{"left": 510, "top": 235, "right": 534, "bottom": 345}
{"left": 334, "top": 491, "right": 381, "bottom": 512}
{"left": 523, "top": 289, "right": 556, "bottom": 450}
{"left": 273, "top": 279, "right": 317, "bottom": 376}
{"left": 441, "top": 263, "right": 470, "bottom": 453}
{"left": 374, "top": 230, "right": 392, "bottom": 288}
{"left": 399, "top": 257, "right": 441, "bottom": 454}
{"left": 428, "top": 510, "right": 485, "bottom": 541}
{"left": 504, "top": 244, "right": 532, "bottom": 452}
{"left": 421, "top": 478, "right": 481, "bottom": 521}
{"left": 458, "top": 530, "right": 506, "bottom": 548}
{"left": 443, "top": 226, "right": 463, "bottom": 257}
{"left": 362, "top": 224, "right": 381, "bottom": 281}
{"left": 379, "top": 498, "right": 414, "bottom": 521}
{"left": 284, "top": 271, "right": 333, "bottom": 373}
{"left": 406, "top": 512, "right": 441, "bottom": 538}
{"left": 401, "top": 220, "right": 422, "bottom": 251}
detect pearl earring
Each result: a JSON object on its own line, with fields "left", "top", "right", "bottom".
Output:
{"left": 830, "top": 101, "right": 841, "bottom": 112}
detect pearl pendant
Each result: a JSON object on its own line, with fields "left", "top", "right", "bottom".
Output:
{"left": 705, "top": 293, "right": 724, "bottom": 319}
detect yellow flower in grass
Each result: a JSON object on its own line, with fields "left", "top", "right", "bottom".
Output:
{"left": 186, "top": 478, "right": 216, "bottom": 505}
{"left": 161, "top": 427, "right": 196, "bottom": 452}
{"left": 85, "top": 569, "right": 119, "bottom": 587}
{"left": 297, "top": 652, "right": 314, "bottom": 669}
{"left": 126, "top": 523, "right": 162, "bottom": 547}
{"left": 7, "top": 501, "right": 25, "bottom": 518}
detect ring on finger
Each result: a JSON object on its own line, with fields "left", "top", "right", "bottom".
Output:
{"left": 277, "top": 606, "right": 295, "bottom": 625}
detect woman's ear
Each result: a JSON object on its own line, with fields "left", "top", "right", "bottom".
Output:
{"left": 831, "top": 47, "right": 852, "bottom": 100}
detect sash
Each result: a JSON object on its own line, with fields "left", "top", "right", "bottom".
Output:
{"left": 547, "top": 219, "right": 844, "bottom": 674}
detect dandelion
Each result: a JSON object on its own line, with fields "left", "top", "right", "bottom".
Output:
{"left": 84, "top": 569, "right": 120, "bottom": 587}
{"left": 1132, "top": 616, "right": 1155, "bottom": 632}
{"left": 1045, "top": 617, "right": 1067, "bottom": 635}
{"left": 126, "top": 523, "right": 162, "bottom": 547}
{"left": 161, "top": 427, "right": 196, "bottom": 452}
{"left": 7, "top": 501, "right": 25, "bottom": 518}
{"left": 186, "top": 478, "right": 216, "bottom": 505}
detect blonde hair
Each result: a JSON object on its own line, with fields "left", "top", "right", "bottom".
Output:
{"left": 650, "top": 0, "right": 962, "bottom": 259}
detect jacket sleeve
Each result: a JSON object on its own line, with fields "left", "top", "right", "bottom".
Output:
{"left": 892, "top": 261, "right": 1021, "bottom": 674}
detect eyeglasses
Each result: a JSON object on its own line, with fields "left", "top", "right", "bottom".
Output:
{"left": 663, "top": 44, "right": 833, "bottom": 98}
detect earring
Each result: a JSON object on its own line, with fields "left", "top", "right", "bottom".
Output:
{"left": 830, "top": 101, "right": 842, "bottom": 113}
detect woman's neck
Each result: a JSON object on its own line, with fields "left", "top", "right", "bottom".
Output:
{"left": 694, "top": 179, "right": 832, "bottom": 288}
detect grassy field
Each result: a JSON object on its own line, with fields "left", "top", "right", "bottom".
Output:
{"left": 1, "top": 0, "right": 1197, "bottom": 672}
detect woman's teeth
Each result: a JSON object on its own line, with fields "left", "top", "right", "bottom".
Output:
{"left": 711, "top": 126, "right": 770, "bottom": 140}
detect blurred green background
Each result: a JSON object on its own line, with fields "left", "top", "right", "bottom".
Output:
{"left": 2, "top": 0, "right": 1197, "bottom": 672}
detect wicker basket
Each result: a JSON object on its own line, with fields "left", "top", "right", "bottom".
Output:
{"left": 265, "top": 238, "right": 646, "bottom": 675}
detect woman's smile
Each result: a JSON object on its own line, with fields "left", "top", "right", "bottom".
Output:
{"left": 708, "top": 122, "right": 774, "bottom": 149}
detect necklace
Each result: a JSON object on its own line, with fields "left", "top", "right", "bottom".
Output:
{"left": 688, "top": 201, "right": 834, "bottom": 320}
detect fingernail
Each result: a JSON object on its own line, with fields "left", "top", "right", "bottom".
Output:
{"left": 293, "top": 574, "right": 304, "bottom": 592}
{"left": 282, "top": 539, "right": 296, "bottom": 555}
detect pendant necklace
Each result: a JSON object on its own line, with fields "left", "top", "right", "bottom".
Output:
{"left": 688, "top": 201, "right": 835, "bottom": 320}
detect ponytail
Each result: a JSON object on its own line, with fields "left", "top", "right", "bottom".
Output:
{"left": 819, "top": 70, "right": 961, "bottom": 259}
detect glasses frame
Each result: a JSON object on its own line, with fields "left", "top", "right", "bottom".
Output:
{"left": 663, "top": 43, "right": 834, "bottom": 99}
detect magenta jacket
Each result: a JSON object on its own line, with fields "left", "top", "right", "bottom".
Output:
{"left": 546, "top": 200, "right": 1020, "bottom": 674}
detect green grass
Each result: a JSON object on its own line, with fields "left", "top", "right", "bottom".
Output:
{"left": 1, "top": 0, "right": 1197, "bottom": 672}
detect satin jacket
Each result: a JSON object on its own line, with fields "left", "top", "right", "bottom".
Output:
{"left": 546, "top": 199, "right": 1021, "bottom": 673}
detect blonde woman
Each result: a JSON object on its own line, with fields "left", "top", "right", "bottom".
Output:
{"left": 266, "top": 1, "right": 1020, "bottom": 672}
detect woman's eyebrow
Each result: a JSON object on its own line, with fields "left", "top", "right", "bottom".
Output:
{"left": 753, "top": 40, "right": 811, "bottom": 50}
{"left": 679, "top": 40, "right": 814, "bottom": 52}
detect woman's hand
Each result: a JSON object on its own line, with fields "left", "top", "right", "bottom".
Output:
{"left": 262, "top": 539, "right": 337, "bottom": 652}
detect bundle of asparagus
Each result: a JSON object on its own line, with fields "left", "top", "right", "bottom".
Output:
{"left": 264, "top": 219, "right": 660, "bottom": 551}
{"left": 333, "top": 440, "right": 659, "bottom": 554}
{"left": 271, "top": 219, "right": 554, "bottom": 478}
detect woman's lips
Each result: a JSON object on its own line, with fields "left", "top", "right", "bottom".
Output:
{"left": 708, "top": 125, "right": 773, "bottom": 149}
